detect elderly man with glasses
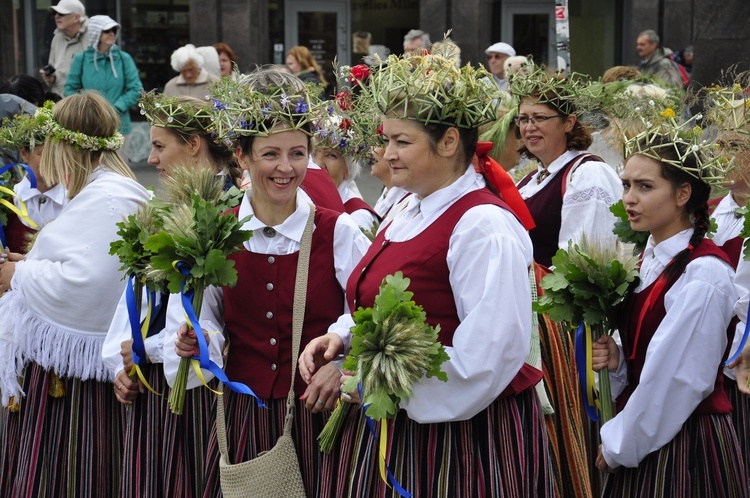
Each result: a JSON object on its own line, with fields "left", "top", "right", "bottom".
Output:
{"left": 40, "top": 0, "right": 89, "bottom": 96}
{"left": 484, "top": 42, "right": 516, "bottom": 91}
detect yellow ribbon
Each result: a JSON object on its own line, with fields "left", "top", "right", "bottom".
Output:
{"left": 379, "top": 419, "right": 389, "bottom": 486}
{"left": 182, "top": 308, "right": 223, "bottom": 396}
{"left": 0, "top": 185, "right": 38, "bottom": 229}
{"left": 128, "top": 289, "right": 163, "bottom": 396}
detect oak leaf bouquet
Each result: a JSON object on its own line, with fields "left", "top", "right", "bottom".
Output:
{"left": 534, "top": 237, "right": 639, "bottom": 423}
{"left": 143, "top": 166, "right": 250, "bottom": 414}
{"left": 318, "top": 272, "right": 449, "bottom": 453}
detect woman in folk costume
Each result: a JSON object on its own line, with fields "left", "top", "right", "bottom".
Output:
{"left": 592, "top": 122, "right": 747, "bottom": 497}
{"left": 510, "top": 66, "right": 623, "bottom": 498}
{"left": 299, "top": 40, "right": 553, "bottom": 497}
{"left": 163, "top": 68, "right": 371, "bottom": 497}
{"left": 101, "top": 93, "right": 241, "bottom": 498}
{"left": 0, "top": 91, "right": 150, "bottom": 497}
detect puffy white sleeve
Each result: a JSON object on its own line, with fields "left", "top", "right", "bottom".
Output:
{"left": 333, "top": 213, "right": 371, "bottom": 315}
{"left": 162, "top": 285, "right": 226, "bottom": 389}
{"left": 559, "top": 160, "right": 622, "bottom": 249}
{"left": 600, "top": 256, "right": 736, "bottom": 468}
{"left": 735, "top": 254, "right": 750, "bottom": 323}
{"left": 400, "top": 204, "right": 535, "bottom": 423}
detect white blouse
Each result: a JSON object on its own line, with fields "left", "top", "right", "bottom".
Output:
{"left": 517, "top": 149, "right": 623, "bottom": 251}
{"left": 373, "top": 185, "right": 408, "bottom": 219}
{"left": 338, "top": 179, "right": 379, "bottom": 231}
{"left": 13, "top": 176, "right": 68, "bottom": 228}
{"left": 328, "top": 165, "right": 534, "bottom": 423}
{"left": 601, "top": 229, "right": 737, "bottom": 468}
{"left": 161, "top": 189, "right": 371, "bottom": 388}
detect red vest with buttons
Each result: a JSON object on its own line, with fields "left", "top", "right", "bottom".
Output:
{"left": 346, "top": 188, "right": 542, "bottom": 398}
{"left": 617, "top": 239, "right": 735, "bottom": 415}
{"left": 223, "top": 206, "right": 344, "bottom": 399}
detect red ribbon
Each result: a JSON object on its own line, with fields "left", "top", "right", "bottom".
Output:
{"left": 474, "top": 142, "right": 536, "bottom": 230}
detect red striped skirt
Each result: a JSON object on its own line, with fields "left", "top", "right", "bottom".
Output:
{"left": 725, "top": 379, "right": 750, "bottom": 492}
{"left": 202, "top": 390, "right": 333, "bottom": 498}
{"left": 322, "top": 387, "right": 554, "bottom": 498}
{"left": 119, "top": 363, "right": 216, "bottom": 498}
{"left": 0, "top": 362, "right": 124, "bottom": 497}
{"left": 601, "top": 412, "right": 748, "bottom": 497}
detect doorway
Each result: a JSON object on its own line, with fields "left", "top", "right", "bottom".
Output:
{"left": 501, "top": 1, "right": 556, "bottom": 67}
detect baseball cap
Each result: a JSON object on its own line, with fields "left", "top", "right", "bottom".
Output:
{"left": 49, "top": 0, "right": 86, "bottom": 17}
{"left": 485, "top": 42, "right": 516, "bottom": 57}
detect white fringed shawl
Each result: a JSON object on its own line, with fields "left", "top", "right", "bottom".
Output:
{"left": 0, "top": 167, "right": 150, "bottom": 405}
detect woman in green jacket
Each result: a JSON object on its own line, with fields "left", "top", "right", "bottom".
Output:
{"left": 65, "top": 15, "right": 142, "bottom": 134}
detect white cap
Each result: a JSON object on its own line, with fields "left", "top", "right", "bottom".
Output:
{"left": 485, "top": 42, "right": 516, "bottom": 57}
{"left": 49, "top": 0, "right": 86, "bottom": 17}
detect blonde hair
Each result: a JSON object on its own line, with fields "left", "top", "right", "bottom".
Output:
{"left": 40, "top": 91, "right": 135, "bottom": 198}
{"left": 287, "top": 46, "right": 327, "bottom": 86}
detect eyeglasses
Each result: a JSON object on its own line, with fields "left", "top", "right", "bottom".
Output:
{"left": 486, "top": 53, "right": 507, "bottom": 60}
{"left": 514, "top": 114, "right": 565, "bottom": 127}
{"left": 102, "top": 27, "right": 118, "bottom": 34}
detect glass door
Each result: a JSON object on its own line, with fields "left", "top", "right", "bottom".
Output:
{"left": 501, "top": 1, "right": 556, "bottom": 68}
{"left": 284, "top": 0, "right": 349, "bottom": 95}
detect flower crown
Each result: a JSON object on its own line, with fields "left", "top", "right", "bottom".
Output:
{"left": 138, "top": 91, "right": 214, "bottom": 131}
{"left": 352, "top": 37, "right": 501, "bottom": 129}
{"left": 0, "top": 101, "right": 52, "bottom": 151}
{"left": 508, "top": 62, "right": 589, "bottom": 116}
{"left": 624, "top": 114, "right": 731, "bottom": 187}
{"left": 703, "top": 72, "right": 750, "bottom": 134}
{"left": 207, "top": 73, "right": 316, "bottom": 145}
{"left": 33, "top": 100, "right": 124, "bottom": 151}
{"left": 311, "top": 67, "right": 382, "bottom": 162}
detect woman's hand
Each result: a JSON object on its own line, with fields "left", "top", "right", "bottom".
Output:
{"left": 0, "top": 247, "right": 24, "bottom": 263}
{"left": 174, "top": 323, "right": 209, "bottom": 359}
{"left": 298, "top": 333, "right": 344, "bottom": 384}
{"left": 339, "top": 369, "right": 360, "bottom": 405}
{"left": 596, "top": 444, "right": 617, "bottom": 473}
{"left": 113, "top": 369, "right": 142, "bottom": 405}
{"left": 0, "top": 261, "right": 16, "bottom": 293}
{"left": 301, "top": 363, "right": 341, "bottom": 413}
{"left": 728, "top": 344, "right": 750, "bottom": 395}
{"left": 592, "top": 335, "right": 619, "bottom": 372}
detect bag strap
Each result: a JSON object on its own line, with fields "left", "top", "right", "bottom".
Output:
{"left": 216, "top": 204, "right": 316, "bottom": 459}
{"left": 560, "top": 153, "right": 603, "bottom": 197}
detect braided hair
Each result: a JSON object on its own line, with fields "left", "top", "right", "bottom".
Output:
{"left": 639, "top": 134, "right": 712, "bottom": 281}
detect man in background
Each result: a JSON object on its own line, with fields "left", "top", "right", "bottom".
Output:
{"left": 403, "top": 29, "right": 431, "bottom": 55}
{"left": 40, "top": 0, "right": 89, "bottom": 96}
{"left": 636, "top": 29, "right": 684, "bottom": 87}
{"left": 485, "top": 42, "right": 516, "bottom": 91}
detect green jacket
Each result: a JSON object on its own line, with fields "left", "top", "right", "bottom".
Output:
{"left": 65, "top": 46, "right": 143, "bottom": 134}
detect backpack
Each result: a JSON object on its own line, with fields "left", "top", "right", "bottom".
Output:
{"left": 668, "top": 54, "right": 691, "bottom": 87}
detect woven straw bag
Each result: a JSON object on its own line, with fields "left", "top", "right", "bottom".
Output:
{"left": 215, "top": 207, "right": 315, "bottom": 498}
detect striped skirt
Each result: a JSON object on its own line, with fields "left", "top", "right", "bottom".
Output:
{"left": 726, "top": 379, "right": 750, "bottom": 492}
{"left": 601, "top": 412, "right": 748, "bottom": 498}
{"left": 119, "top": 363, "right": 216, "bottom": 498}
{"left": 537, "top": 312, "right": 594, "bottom": 498}
{"left": 203, "top": 390, "right": 333, "bottom": 498}
{"left": 0, "top": 362, "right": 124, "bottom": 498}
{"left": 323, "top": 387, "right": 554, "bottom": 498}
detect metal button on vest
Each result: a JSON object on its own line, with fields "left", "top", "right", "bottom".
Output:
{"left": 266, "top": 311, "right": 273, "bottom": 319}
{"left": 268, "top": 256, "right": 275, "bottom": 264}
{"left": 266, "top": 282, "right": 274, "bottom": 291}
{"left": 263, "top": 227, "right": 276, "bottom": 238}
{"left": 270, "top": 338, "right": 277, "bottom": 346}
{"left": 271, "top": 363, "right": 277, "bottom": 371}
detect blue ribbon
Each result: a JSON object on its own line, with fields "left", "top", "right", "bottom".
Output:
{"left": 175, "top": 262, "right": 265, "bottom": 406}
{"left": 0, "top": 163, "right": 39, "bottom": 248}
{"left": 574, "top": 323, "right": 600, "bottom": 422}
{"left": 726, "top": 300, "right": 750, "bottom": 366}
{"left": 357, "top": 383, "right": 412, "bottom": 497}
{"left": 125, "top": 276, "right": 160, "bottom": 367}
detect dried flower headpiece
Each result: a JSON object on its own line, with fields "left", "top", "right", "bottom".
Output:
{"left": 351, "top": 37, "right": 502, "bottom": 129}
{"left": 31, "top": 100, "right": 124, "bottom": 151}
{"left": 508, "top": 62, "right": 589, "bottom": 116}
{"left": 312, "top": 66, "right": 382, "bottom": 162}
{"left": 625, "top": 113, "right": 731, "bottom": 187}
{"left": 207, "top": 72, "right": 316, "bottom": 146}
{"left": 138, "top": 91, "right": 214, "bottom": 130}
{"left": 0, "top": 102, "right": 52, "bottom": 151}
{"left": 703, "top": 71, "right": 750, "bottom": 134}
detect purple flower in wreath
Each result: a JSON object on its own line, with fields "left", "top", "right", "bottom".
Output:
{"left": 338, "top": 137, "right": 348, "bottom": 150}
{"left": 261, "top": 104, "right": 272, "bottom": 118}
{"left": 327, "top": 105, "right": 334, "bottom": 117}
{"left": 280, "top": 93, "right": 291, "bottom": 108}
{"left": 212, "top": 99, "right": 226, "bottom": 111}
{"left": 295, "top": 98, "right": 309, "bottom": 113}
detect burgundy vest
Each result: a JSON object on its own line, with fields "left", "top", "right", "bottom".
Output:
{"left": 302, "top": 167, "right": 345, "bottom": 213}
{"left": 223, "top": 206, "right": 344, "bottom": 399}
{"left": 2, "top": 214, "right": 35, "bottom": 253}
{"left": 617, "top": 239, "right": 735, "bottom": 415}
{"left": 517, "top": 154, "right": 601, "bottom": 267}
{"left": 344, "top": 197, "right": 381, "bottom": 222}
{"left": 346, "top": 188, "right": 542, "bottom": 398}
